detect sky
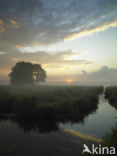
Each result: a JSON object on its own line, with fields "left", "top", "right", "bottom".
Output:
{"left": 0, "top": 0, "right": 117, "bottom": 84}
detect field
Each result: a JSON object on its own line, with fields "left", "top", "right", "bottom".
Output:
{"left": 0, "top": 85, "right": 103, "bottom": 122}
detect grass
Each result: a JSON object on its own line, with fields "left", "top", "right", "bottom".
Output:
{"left": 0, "top": 85, "right": 104, "bottom": 123}
{"left": 105, "top": 86, "right": 117, "bottom": 109}
{"left": 102, "top": 123, "right": 117, "bottom": 148}
{"left": 92, "top": 124, "right": 117, "bottom": 156}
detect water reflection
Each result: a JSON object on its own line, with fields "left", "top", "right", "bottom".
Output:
{"left": 0, "top": 93, "right": 116, "bottom": 156}
{"left": 0, "top": 102, "right": 98, "bottom": 134}
{"left": 13, "top": 117, "right": 59, "bottom": 133}
{"left": 0, "top": 93, "right": 116, "bottom": 136}
{"left": 60, "top": 94, "right": 117, "bottom": 138}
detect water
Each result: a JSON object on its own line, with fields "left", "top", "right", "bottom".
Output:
{"left": 59, "top": 94, "right": 117, "bottom": 138}
{"left": 0, "top": 93, "right": 117, "bottom": 155}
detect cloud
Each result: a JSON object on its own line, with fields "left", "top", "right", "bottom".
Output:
{"left": 19, "top": 46, "right": 38, "bottom": 53}
{"left": 0, "top": 68, "right": 10, "bottom": 76}
{"left": 81, "top": 66, "right": 117, "bottom": 81}
{"left": 11, "top": 57, "right": 22, "bottom": 61}
{"left": 0, "top": 47, "right": 92, "bottom": 84}
{"left": 0, "top": 0, "right": 117, "bottom": 45}
{"left": 0, "top": 19, "right": 5, "bottom": 32}
{"left": 16, "top": 49, "right": 92, "bottom": 68}
{"left": 0, "top": 51, "right": 6, "bottom": 55}
{"left": 0, "top": 41, "right": 92, "bottom": 65}
{"left": 64, "top": 19, "right": 117, "bottom": 41}
{"left": 0, "top": 48, "right": 92, "bottom": 72}
{"left": 0, "top": 19, "right": 3, "bottom": 25}
{"left": 8, "top": 20, "right": 19, "bottom": 29}
{"left": 18, "top": 45, "right": 87, "bottom": 56}
{"left": 0, "top": 18, "right": 19, "bottom": 34}
{"left": 0, "top": 0, "right": 117, "bottom": 84}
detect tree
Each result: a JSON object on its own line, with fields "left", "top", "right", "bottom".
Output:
{"left": 33, "top": 64, "right": 47, "bottom": 84}
{"left": 9, "top": 61, "right": 47, "bottom": 85}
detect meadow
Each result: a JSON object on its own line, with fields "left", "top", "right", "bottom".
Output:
{"left": 0, "top": 85, "right": 104, "bottom": 123}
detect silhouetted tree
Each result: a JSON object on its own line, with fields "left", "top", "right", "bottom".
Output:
{"left": 9, "top": 61, "right": 47, "bottom": 85}
{"left": 33, "top": 64, "right": 47, "bottom": 84}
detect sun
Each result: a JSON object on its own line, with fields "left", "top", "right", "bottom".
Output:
{"left": 66, "top": 78, "right": 73, "bottom": 83}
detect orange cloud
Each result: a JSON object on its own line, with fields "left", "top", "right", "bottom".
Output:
{"left": 9, "top": 20, "right": 19, "bottom": 28}
{"left": 0, "top": 68, "right": 10, "bottom": 76}
{"left": 15, "top": 45, "right": 24, "bottom": 48}
{"left": 0, "top": 19, "right": 5, "bottom": 32}
{"left": 11, "top": 57, "right": 23, "bottom": 61}
{"left": 0, "top": 19, "right": 3, "bottom": 25}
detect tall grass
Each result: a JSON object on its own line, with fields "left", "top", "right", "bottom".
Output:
{"left": 102, "top": 123, "right": 117, "bottom": 148}
{"left": 0, "top": 85, "right": 103, "bottom": 121}
{"left": 105, "top": 86, "right": 117, "bottom": 109}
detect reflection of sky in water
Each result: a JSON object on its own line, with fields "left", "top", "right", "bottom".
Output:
{"left": 59, "top": 95, "right": 117, "bottom": 138}
{"left": 0, "top": 120, "right": 86, "bottom": 156}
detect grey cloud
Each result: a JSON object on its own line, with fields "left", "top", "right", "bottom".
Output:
{"left": 82, "top": 66, "right": 117, "bottom": 81}
{"left": 18, "top": 50, "right": 92, "bottom": 67}
{"left": 26, "top": 50, "right": 92, "bottom": 66}
{"left": 0, "top": 51, "right": 6, "bottom": 55}
{"left": 0, "top": 0, "right": 117, "bottom": 45}
{"left": 0, "top": 49, "right": 92, "bottom": 71}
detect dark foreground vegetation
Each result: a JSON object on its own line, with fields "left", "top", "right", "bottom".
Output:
{"left": 0, "top": 85, "right": 103, "bottom": 132}
{"left": 102, "top": 123, "right": 117, "bottom": 148}
{"left": 0, "top": 85, "right": 103, "bottom": 117}
{"left": 91, "top": 124, "right": 117, "bottom": 156}
{"left": 0, "top": 85, "right": 116, "bottom": 156}
{"left": 105, "top": 86, "right": 117, "bottom": 109}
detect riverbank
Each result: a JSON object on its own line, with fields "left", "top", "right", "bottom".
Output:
{"left": 0, "top": 85, "right": 103, "bottom": 123}
{"left": 105, "top": 86, "right": 117, "bottom": 109}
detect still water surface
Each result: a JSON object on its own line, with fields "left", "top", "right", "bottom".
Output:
{"left": 0, "top": 93, "right": 116, "bottom": 155}
{"left": 59, "top": 94, "right": 117, "bottom": 138}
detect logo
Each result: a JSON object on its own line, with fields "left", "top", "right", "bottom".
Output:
{"left": 82, "top": 144, "right": 116, "bottom": 155}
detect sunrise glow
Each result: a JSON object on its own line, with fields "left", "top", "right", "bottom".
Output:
{"left": 65, "top": 78, "right": 73, "bottom": 83}
{"left": 0, "top": 0, "right": 117, "bottom": 85}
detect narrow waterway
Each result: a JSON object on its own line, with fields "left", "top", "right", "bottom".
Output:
{"left": 59, "top": 93, "right": 117, "bottom": 138}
